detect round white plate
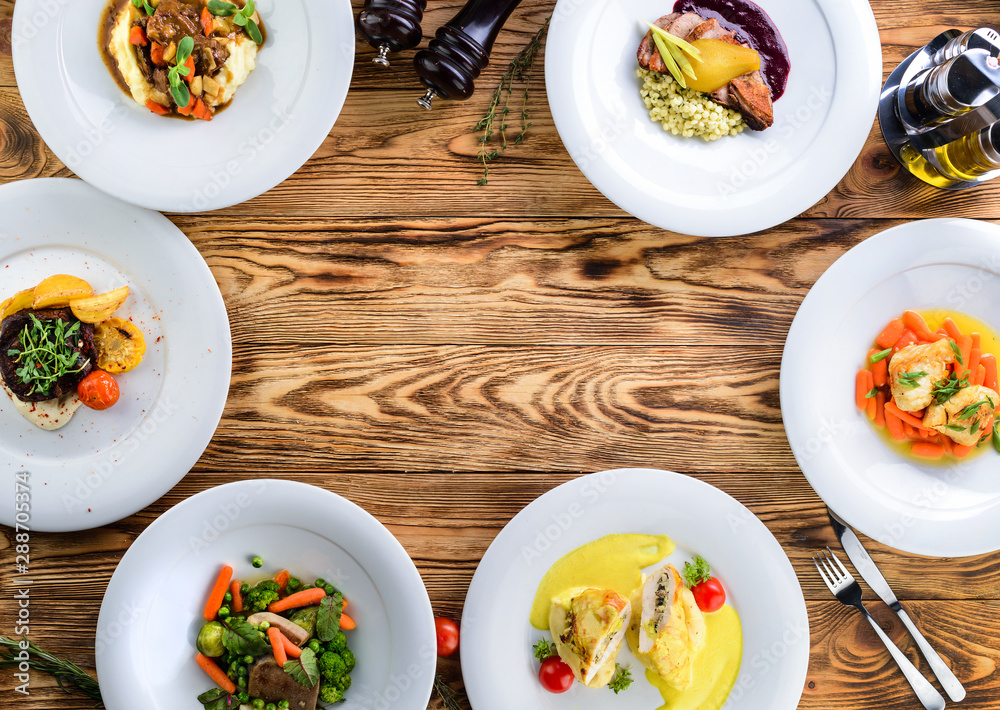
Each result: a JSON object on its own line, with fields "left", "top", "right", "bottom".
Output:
{"left": 12, "top": 0, "right": 354, "bottom": 213}
{"left": 545, "top": 0, "right": 881, "bottom": 237}
{"left": 781, "top": 219, "right": 1000, "bottom": 557}
{"left": 461, "top": 468, "right": 809, "bottom": 710}
{"left": 96, "top": 480, "right": 436, "bottom": 710}
{"left": 0, "top": 178, "right": 231, "bottom": 532}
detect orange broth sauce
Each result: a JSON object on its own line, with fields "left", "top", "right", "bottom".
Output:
{"left": 868, "top": 310, "right": 1000, "bottom": 465}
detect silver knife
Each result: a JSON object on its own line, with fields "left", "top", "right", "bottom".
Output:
{"left": 828, "top": 508, "right": 966, "bottom": 702}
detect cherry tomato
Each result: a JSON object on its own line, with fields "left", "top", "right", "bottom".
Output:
{"left": 691, "top": 577, "right": 726, "bottom": 612}
{"left": 434, "top": 617, "right": 459, "bottom": 657}
{"left": 538, "top": 656, "right": 574, "bottom": 693}
{"left": 77, "top": 370, "right": 120, "bottom": 411}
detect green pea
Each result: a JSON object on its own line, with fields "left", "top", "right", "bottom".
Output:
{"left": 308, "top": 639, "right": 321, "bottom": 653}
{"left": 265, "top": 704, "right": 277, "bottom": 710}
{"left": 324, "top": 585, "right": 335, "bottom": 595}
{"left": 243, "top": 655, "right": 254, "bottom": 665}
{"left": 237, "top": 692, "right": 250, "bottom": 703}
{"left": 287, "top": 577, "right": 300, "bottom": 589}
{"left": 258, "top": 621, "right": 270, "bottom": 631}
{"left": 224, "top": 591, "right": 233, "bottom": 603}
{"left": 240, "top": 583, "right": 251, "bottom": 595}
{"left": 238, "top": 665, "right": 249, "bottom": 677}
{"left": 252, "top": 556, "right": 264, "bottom": 568}
{"left": 252, "top": 699, "right": 265, "bottom": 710}
{"left": 278, "top": 702, "right": 290, "bottom": 710}
{"left": 218, "top": 606, "right": 230, "bottom": 619}
{"left": 314, "top": 578, "right": 326, "bottom": 588}
{"left": 237, "top": 675, "right": 247, "bottom": 688}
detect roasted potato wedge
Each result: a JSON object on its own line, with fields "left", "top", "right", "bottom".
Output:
{"left": 1, "top": 288, "right": 36, "bottom": 321}
{"left": 32, "top": 274, "right": 94, "bottom": 309}
{"left": 70, "top": 286, "right": 130, "bottom": 324}
{"left": 94, "top": 317, "right": 146, "bottom": 373}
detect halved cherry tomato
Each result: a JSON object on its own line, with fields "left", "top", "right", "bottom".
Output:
{"left": 539, "top": 656, "right": 574, "bottom": 693}
{"left": 691, "top": 577, "right": 726, "bottom": 612}
{"left": 77, "top": 371, "right": 120, "bottom": 411}
{"left": 434, "top": 617, "right": 459, "bottom": 657}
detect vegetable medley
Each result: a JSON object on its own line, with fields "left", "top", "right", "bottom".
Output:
{"left": 195, "top": 558, "right": 357, "bottom": 709}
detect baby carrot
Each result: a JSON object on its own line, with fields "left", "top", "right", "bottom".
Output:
{"left": 911, "top": 442, "right": 945, "bottom": 458}
{"left": 274, "top": 569, "right": 290, "bottom": 594}
{"left": 893, "top": 329, "right": 918, "bottom": 354}
{"left": 940, "top": 435, "right": 953, "bottom": 455}
{"left": 982, "top": 354, "right": 998, "bottom": 393}
{"left": 874, "top": 391, "right": 886, "bottom": 427}
{"left": 903, "top": 311, "right": 936, "bottom": 343}
{"left": 953, "top": 443, "right": 974, "bottom": 458}
{"left": 340, "top": 613, "right": 357, "bottom": 631}
{"left": 868, "top": 348, "right": 889, "bottom": 387}
{"left": 204, "top": 565, "right": 233, "bottom": 620}
{"left": 969, "top": 348, "right": 982, "bottom": 380}
{"left": 195, "top": 653, "right": 237, "bottom": 694}
{"left": 277, "top": 631, "right": 302, "bottom": 658}
{"left": 954, "top": 335, "right": 974, "bottom": 378}
{"left": 903, "top": 421, "right": 917, "bottom": 440}
{"left": 973, "top": 364, "right": 987, "bottom": 387}
{"left": 856, "top": 370, "right": 871, "bottom": 411}
{"left": 229, "top": 579, "right": 243, "bottom": 613}
{"left": 267, "top": 627, "right": 287, "bottom": 666}
{"left": 876, "top": 318, "right": 906, "bottom": 349}
{"left": 884, "top": 401, "right": 930, "bottom": 431}
{"left": 942, "top": 318, "right": 963, "bottom": 340}
{"left": 267, "top": 587, "right": 326, "bottom": 613}
{"left": 885, "top": 410, "right": 906, "bottom": 440}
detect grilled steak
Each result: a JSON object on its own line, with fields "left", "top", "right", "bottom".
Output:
{"left": 0, "top": 308, "right": 96, "bottom": 403}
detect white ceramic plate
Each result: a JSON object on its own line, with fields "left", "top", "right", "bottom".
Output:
{"left": 544, "top": 0, "right": 881, "bottom": 237}
{"left": 96, "top": 480, "right": 436, "bottom": 710}
{"left": 461, "top": 468, "right": 809, "bottom": 710}
{"left": 782, "top": 219, "right": 1000, "bottom": 557}
{"left": 11, "top": 0, "right": 354, "bottom": 213}
{"left": 0, "top": 178, "right": 231, "bottom": 532}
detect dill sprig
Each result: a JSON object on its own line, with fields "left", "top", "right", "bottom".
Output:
{"left": 434, "top": 673, "right": 465, "bottom": 710}
{"left": 475, "top": 16, "right": 551, "bottom": 186}
{"left": 0, "top": 636, "right": 104, "bottom": 706}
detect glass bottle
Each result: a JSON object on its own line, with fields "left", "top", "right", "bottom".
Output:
{"left": 933, "top": 123, "right": 1000, "bottom": 181}
{"left": 903, "top": 49, "right": 1000, "bottom": 129}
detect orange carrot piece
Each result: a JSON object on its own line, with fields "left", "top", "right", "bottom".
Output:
{"left": 204, "top": 565, "right": 234, "bottom": 620}
{"left": 972, "top": 363, "right": 987, "bottom": 387}
{"left": 181, "top": 56, "right": 196, "bottom": 83}
{"left": 903, "top": 311, "right": 936, "bottom": 343}
{"left": 954, "top": 335, "right": 974, "bottom": 378}
{"left": 892, "top": 329, "right": 919, "bottom": 354}
{"left": 866, "top": 390, "right": 877, "bottom": 420}
{"left": 953, "top": 443, "right": 974, "bottom": 458}
{"left": 145, "top": 100, "right": 170, "bottom": 115}
{"left": 277, "top": 632, "right": 302, "bottom": 658}
{"left": 874, "top": 391, "right": 886, "bottom": 428}
{"left": 177, "top": 93, "right": 196, "bottom": 116}
{"left": 339, "top": 613, "right": 357, "bottom": 631}
{"left": 868, "top": 348, "right": 888, "bottom": 387}
{"left": 267, "top": 627, "right": 288, "bottom": 666}
{"left": 876, "top": 318, "right": 906, "bottom": 349}
{"left": 274, "top": 570, "right": 290, "bottom": 594}
{"left": 973, "top": 333, "right": 981, "bottom": 350}
{"left": 940, "top": 435, "right": 953, "bottom": 455}
{"left": 911, "top": 442, "right": 945, "bottom": 459}
{"left": 150, "top": 42, "right": 167, "bottom": 67}
{"left": 903, "top": 421, "right": 917, "bottom": 440}
{"left": 942, "top": 318, "right": 963, "bottom": 340}
{"left": 982, "top": 354, "right": 998, "bottom": 393}
{"left": 885, "top": 410, "right": 906, "bottom": 440}
{"left": 196, "top": 653, "right": 237, "bottom": 693}
{"left": 884, "top": 401, "right": 930, "bottom": 431}
{"left": 856, "top": 370, "right": 870, "bottom": 411}
{"left": 969, "top": 348, "right": 982, "bottom": 380}
{"left": 201, "top": 6, "right": 214, "bottom": 35}
{"left": 229, "top": 579, "right": 243, "bottom": 613}
{"left": 129, "top": 26, "right": 148, "bottom": 46}
{"left": 267, "top": 587, "right": 326, "bottom": 613}
{"left": 192, "top": 98, "right": 213, "bottom": 121}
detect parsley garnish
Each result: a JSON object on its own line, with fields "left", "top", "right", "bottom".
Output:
{"left": 682, "top": 555, "right": 712, "bottom": 587}
{"left": 609, "top": 663, "right": 633, "bottom": 694}
{"left": 870, "top": 348, "right": 892, "bottom": 364}
{"left": 533, "top": 638, "right": 557, "bottom": 661}
{"left": 6, "top": 315, "right": 88, "bottom": 397}
{"left": 898, "top": 370, "right": 929, "bottom": 389}
{"left": 931, "top": 371, "right": 969, "bottom": 404}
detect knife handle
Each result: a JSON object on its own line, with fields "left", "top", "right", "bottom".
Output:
{"left": 859, "top": 606, "right": 946, "bottom": 710}
{"left": 897, "top": 606, "right": 966, "bottom": 702}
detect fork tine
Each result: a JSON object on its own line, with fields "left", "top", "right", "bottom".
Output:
{"left": 816, "top": 549, "right": 838, "bottom": 582}
{"left": 826, "top": 546, "right": 851, "bottom": 577}
{"left": 812, "top": 556, "right": 833, "bottom": 588}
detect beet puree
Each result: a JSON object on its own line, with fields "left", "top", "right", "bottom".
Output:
{"left": 673, "top": 0, "right": 789, "bottom": 100}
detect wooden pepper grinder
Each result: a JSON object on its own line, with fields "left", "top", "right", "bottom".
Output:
{"left": 357, "top": 0, "right": 427, "bottom": 67}
{"left": 413, "top": 0, "right": 524, "bottom": 109}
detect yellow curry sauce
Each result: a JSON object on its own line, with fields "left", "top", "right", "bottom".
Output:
{"left": 530, "top": 534, "right": 743, "bottom": 710}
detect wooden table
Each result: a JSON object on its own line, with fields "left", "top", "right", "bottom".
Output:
{"left": 2, "top": 0, "right": 1000, "bottom": 708}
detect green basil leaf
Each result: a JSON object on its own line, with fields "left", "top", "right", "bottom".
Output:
{"left": 221, "top": 617, "right": 269, "bottom": 656}
{"left": 283, "top": 647, "right": 320, "bottom": 688}
{"left": 246, "top": 18, "right": 263, "bottom": 44}
{"left": 315, "top": 592, "right": 344, "bottom": 642}
{"left": 207, "top": 0, "right": 239, "bottom": 16}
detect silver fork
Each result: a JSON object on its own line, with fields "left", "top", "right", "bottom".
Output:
{"left": 814, "top": 548, "right": 946, "bottom": 710}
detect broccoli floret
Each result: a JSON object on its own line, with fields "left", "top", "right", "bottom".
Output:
{"left": 319, "top": 652, "right": 347, "bottom": 682}
{"left": 244, "top": 580, "right": 281, "bottom": 613}
{"left": 332, "top": 674, "right": 351, "bottom": 693}
{"left": 341, "top": 648, "right": 355, "bottom": 673}
{"left": 326, "top": 631, "right": 347, "bottom": 654}
{"left": 318, "top": 684, "right": 344, "bottom": 704}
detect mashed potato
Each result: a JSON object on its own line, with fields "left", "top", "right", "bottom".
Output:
{"left": 637, "top": 68, "right": 744, "bottom": 142}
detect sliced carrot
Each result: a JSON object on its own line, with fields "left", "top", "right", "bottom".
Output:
{"left": 192, "top": 98, "right": 213, "bottom": 121}
{"left": 150, "top": 42, "right": 167, "bottom": 67}
{"left": 201, "top": 6, "right": 214, "bottom": 35}
{"left": 911, "top": 442, "right": 945, "bottom": 459}
{"left": 267, "top": 627, "right": 288, "bottom": 666}
{"left": 942, "top": 318, "right": 963, "bottom": 340}
{"left": 267, "top": 587, "right": 326, "bottom": 613}
{"left": 145, "top": 99, "right": 170, "bottom": 115}
{"left": 982, "top": 354, "right": 998, "bottom": 393}
{"left": 954, "top": 335, "right": 974, "bottom": 378}
{"left": 874, "top": 391, "right": 886, "bottom": 428}
{"left": 229, "top": 579, "right": 243, "bottom": 613}
{"left": 177, "top": 93, "right": 196, "bottom": 116}
{"left": 876, "top": 318, "right": 906, "bottom": 349}
{"left": 195, "top": 653, "right": 237, "bottom": 694}
{"left": 277, "top": 631, "right": 302, "bottom": 658}
{"left": 274, "top": 570, "right": 290, "bottom": 594}
{"left": 903, "top": 311, "right": 936, "bottom": 343}
{"left": 339, "top": 612, "right": 357, "bottom": 631}
{"left": 182, "top": 56, "right": 196, "bottom": 83}
{"left": 953, "top": 443, "right": 974, "bottom": 458}
{"left": 204, "top": 565, "right": 234, "bottom": 620}
{"left": 129, "top": 26, "right": 148, "bottom": 46}
{"left": 885, "top": 410, "right": 906, "bottom": 440}
{"left": 972, "top": 363, "right": 987, "bottom": 387}
{"left": 884, "top": 401, "right": 930, "bottom": 431}
{"left": 856, "top": 370, "right": 871, "bottom": 411}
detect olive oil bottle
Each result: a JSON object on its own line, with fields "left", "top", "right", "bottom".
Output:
{"left": 933, "top": 123, "right": 1000, "bottom": 181}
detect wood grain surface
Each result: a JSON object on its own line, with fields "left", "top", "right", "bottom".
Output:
{"left": 1, "top": 0, "right": 1000, "bottom": 709}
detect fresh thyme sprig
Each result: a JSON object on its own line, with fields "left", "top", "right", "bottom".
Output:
{"left": 475, "top": 16, "right": 551, "bottom": 186}
{"left": 434, "top": 673, "right": 465, "bottom": 710}
{"left": 0, "top": 636, "right": 104, "bottom": 706}
{"left": 7, "top": 314, "right": 88, "bottom": 397}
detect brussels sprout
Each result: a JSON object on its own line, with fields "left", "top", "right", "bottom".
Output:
{"left": 197, "top": 621, "right": 226, "bottom": 657}
{"left": 289, "top": 606, "right": 319, "bottom": 637}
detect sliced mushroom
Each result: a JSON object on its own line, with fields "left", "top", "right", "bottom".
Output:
{"left": 246, "top": 612, "right": 310, "bottom": 646}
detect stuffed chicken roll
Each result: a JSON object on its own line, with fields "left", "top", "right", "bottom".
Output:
{"left": 631, "top": 563, "right": 706, "bottom": 690}
{"left": 549, "top": 588, "right": 631, "bottom": 688}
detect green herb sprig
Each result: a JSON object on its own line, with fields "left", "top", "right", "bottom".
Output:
{"left": 208, "top": 0, "right": 263, "bottom": 44}
{"left": 0, "top": 636, "right": 103, "bottom": 706}
{"left": 682, "top": 555, "right": 712, "bottom": 587}
{"left": 949, "top": 339, "right": 964, "bottom": 365}
{"left": 897, "top": 370, "right": 929, "bottom": 389}
{"left": 130, "top": 0, "right": 156, "bottom": 16}
{"left": 644, "top": 20, "right": 701, "bottom": 89}
{"left": 167, "top": 35, "right": 195, "bottom": 108}
{"left": 931, "top": 371, "right": 969, "bottom": 404}
{"left": 532, "top": 638, "right": 558, "bottom": 661}
{"left": 870, "top": 348, "right": 892, "bottom": 364}
{"left": 609, "top": 663, "right": 634, "bottom": 694}
{"left": 7, "top": 315, "right": 88, "bottom": 397}
{"left": 475, "top": 17, "right": 550, "bottom": 186}
{"left": 957, "top": 398, "right": 993, "bottom": 421}
{"left": 434, "top": 674, "right": 466, "bottom": 710}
